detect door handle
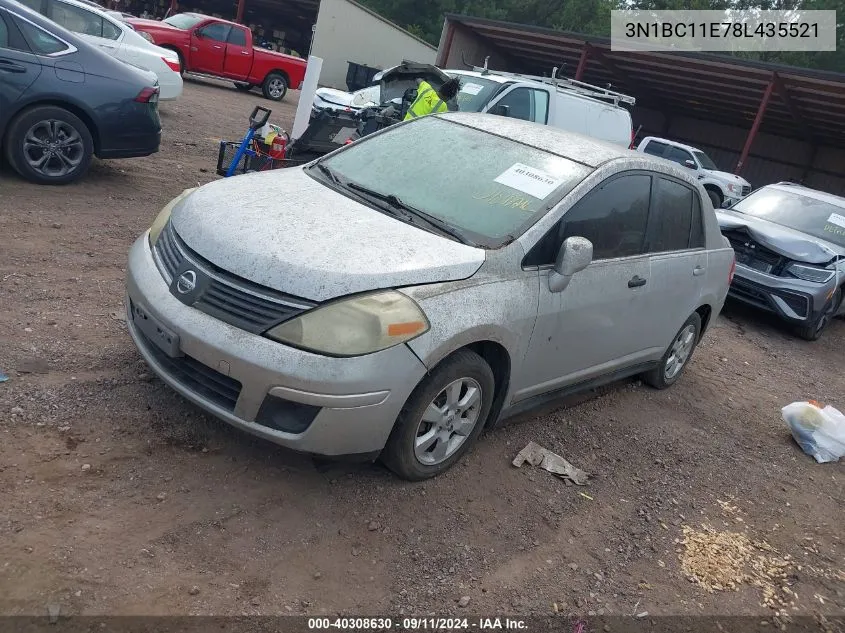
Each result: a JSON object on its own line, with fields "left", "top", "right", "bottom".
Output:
{"left": 240, "top": 51, "right": 249, "bottom": 55}
{"left": 213, "top": 45, "right": 222, "bottom": 49}
{"left": 0, "top": 59, "right": 26, "bottom": 73}
{"left": 628, "top": 275, "right": 647, "bottom": 288}
{"left": 693, "top": 265, "right": 706, "bottom": 276}
{"left": 190, "top": 46, "right": 198, "bottom": 51}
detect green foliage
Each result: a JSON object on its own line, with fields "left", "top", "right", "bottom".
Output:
{"left": 358, "top": 0, "right": 844, "bottom": 73}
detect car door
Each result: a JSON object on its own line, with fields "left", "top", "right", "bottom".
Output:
{"left": 0, "top": 10, "right": 42, "bottom": 130}
{"left": 222, "top": 24, "right": 251, "bottom": 80}
{"left": 486, "top": 86, "right": 550, "bottom": 123}
{"left": 513, "top": 172, "right": 656, "bottom": 401}
{"left": 47, "top": 0, "right": 120, "bottom": 54}
{"left": 642, "top": 176, "right": 709, "bottom": 350}
{"left": 189, "top": 21, "right": 229, "bottom": 74}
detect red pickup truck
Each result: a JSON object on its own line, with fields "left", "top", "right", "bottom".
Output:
{"left": 125, "top": 13, "right": 307, "bottom": 101}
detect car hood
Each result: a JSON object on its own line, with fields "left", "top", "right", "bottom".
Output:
{"left": 373, "top": 61, "right": 451, "bottom": 103}
{"left": 170, "top": 168, "right": 485, "bottom": 302}
{"left": 704, "top": 170, "right": 750, "bottom": 187}
{"left": 716, "top": 209, "right": 845, "bottom": 263}
{"left": 315, "top": 87, "right": 359, "bottom": 108}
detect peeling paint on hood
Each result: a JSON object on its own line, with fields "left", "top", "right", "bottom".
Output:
{"left": 716, "top": 209, "right": 844, "bottom": 264}
{"left": 170, "top": 168, "right": 486, "bottom": 302}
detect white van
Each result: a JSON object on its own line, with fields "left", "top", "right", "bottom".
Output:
{"left": 448, "top": 67, "right": 635, "bottom": 148}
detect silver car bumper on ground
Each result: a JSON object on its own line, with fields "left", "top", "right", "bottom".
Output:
{"left": 125, "top": 234, "right": 428, "bottom": 457}
{"left": 729, "top": 263, "right": 835, "bottom": 322}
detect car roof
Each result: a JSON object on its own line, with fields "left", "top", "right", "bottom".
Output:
{"left": 437, "top": 112, "right": 633, "bottom": 168}
{"left": 764, "top": 182, "right": 845, "bottom": 208}
{"left": 641, "top": 136, "right": 703, "bottom": 154}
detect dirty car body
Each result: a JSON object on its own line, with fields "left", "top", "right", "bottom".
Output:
{"left": 717, "top": 182, "right": 845, "bottom": 340}
{"left": 126, "top": 113, "right": 734, "bottom": 480}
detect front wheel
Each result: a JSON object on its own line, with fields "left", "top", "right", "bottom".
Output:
{"left": 796, "top": 287, "right": 842, "bottom": 341}
{"left": 4, "top": 105, "right": 94, "bottom": 185}
{"left": 642, "top": 313, "right": 702, "bottom": 389}
{"left": 262, "top": 73, "right": 288, "bottom": 101}
{"left": 382, "top": 350, "right": 495, "bottom": 481}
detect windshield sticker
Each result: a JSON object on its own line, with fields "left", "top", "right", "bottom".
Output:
{"left": 827, "top": 212, "right": 845, "bottom": 230}
{"left": 460, "top": 82, "right": 484, "bottom": 95}
{"left": 494, "top": 163, "right": 564, "bottom": 199}
{"left": 473, "top": 189, "right": 534, "bottom": 211}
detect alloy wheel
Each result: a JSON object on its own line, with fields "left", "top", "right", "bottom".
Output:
{"left": 22, "top": 119, "right": 85, "bottom": 178}
{"left": 664, "top": 324, "right": 696, "bottom": 381}
{"left": 413, "top": 377, "right": 483, "bottom": 466}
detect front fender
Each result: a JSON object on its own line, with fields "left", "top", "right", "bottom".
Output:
{"left": 403, "top": 273, "right": 539, "bottom": 406}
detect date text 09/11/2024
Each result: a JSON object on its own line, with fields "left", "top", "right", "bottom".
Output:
{"left": 307, "top": 617, "right": 528, "bottom": 630}
{"left": 624, "top": 21, "right": 819, "bottom": 39}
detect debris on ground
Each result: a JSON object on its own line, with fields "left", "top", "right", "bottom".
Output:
{"left": 679, "top": 524, "right": 794, "bottom": 612}
{"left": 0, "top": 371, "right": 7, "bottom": 383}
{"left": 512, "top": 441, "right": 590, "bottom": 485}
{"left": 782, "top": 401, "right": 845, "bottom": 463}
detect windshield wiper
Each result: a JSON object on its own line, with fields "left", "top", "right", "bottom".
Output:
{"left": 314, "top": 162, "right": 343, "bottom": 185}
{"left": 345, "top": 182, "right": 476, "bottom": 246}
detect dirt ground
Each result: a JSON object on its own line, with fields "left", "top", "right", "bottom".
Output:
{"left": 0, "top": 77, "right": 843, "bottom": 621}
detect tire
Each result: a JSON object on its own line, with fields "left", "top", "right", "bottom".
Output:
{"left": 795, "top": 287, "right": 842, "bottom": 341}
{"left": 262, "top": 72, "right": 288, "bottom": 101}
{"left": 234, "top": 82, "right": 254, "bottom": 92}
{"left": 382, "top": 350, "right": 495, "bottom": 481}
{"left": 706, "top": 188, "right": 723, "bottom": 209}
{"left": 4, "top": 105, "right": 94, "bottom": 185}
{"left": 642, "top": 313, "right": 702, "bottom": 390}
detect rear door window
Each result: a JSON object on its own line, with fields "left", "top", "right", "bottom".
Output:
{"left": 646, "top": 177, "right": 698, "bottom": 252}
{"left": 228, "top": 26, "right": 247, "bottom": 46}
{"left": 16, "top": 17, "right": 68, "bottom": 54}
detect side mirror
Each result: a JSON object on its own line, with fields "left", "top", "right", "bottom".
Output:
{"left": 684, "top": 159, "right": 696, "bottom": 169}
{"left": 492, "top": 104, "right": 510, "bottom": 117}
{"left": 549, "top": 236, "right": 593, "bottom": 293}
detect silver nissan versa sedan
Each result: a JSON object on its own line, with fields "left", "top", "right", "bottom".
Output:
{"left": 126, "top": 113, "right": 735, "bottom": 480}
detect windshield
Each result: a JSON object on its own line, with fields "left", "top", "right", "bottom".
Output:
{"left": 317, "top": 117, "right": 591, "bottom": 245}
{"left": 693, "top": 150, "right": 718, "bottom": 171}
{"left": 163, "top": 14, "right": 204, "bottom": 29}
{"left": 731, "top": 188, "right": 845, "bottom": 247}
{"left": 452, "top": 75, "right": 505, "bottom": 112}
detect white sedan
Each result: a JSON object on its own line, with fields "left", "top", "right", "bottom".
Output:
{"left": 18, "top": 0, "right": 182, "bottom": 100}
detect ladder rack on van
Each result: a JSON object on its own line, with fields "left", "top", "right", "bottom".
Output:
{"left": 468, "top": 58, "right": 636, "bottom": 107}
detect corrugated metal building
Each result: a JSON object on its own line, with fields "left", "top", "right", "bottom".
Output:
{"left": 311, "top": 0, "right": 437, "bottom": 89}
{"left": 437, "top": 15, "right": 845, "bottom": 196}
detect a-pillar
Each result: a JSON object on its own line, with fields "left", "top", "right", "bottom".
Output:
{"left": 735, "top": 76, "right": 775, "bottom": 175}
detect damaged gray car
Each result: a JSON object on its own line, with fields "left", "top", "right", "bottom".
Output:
{"left": 717, "top": 182, "right": 845, "bottom": 340}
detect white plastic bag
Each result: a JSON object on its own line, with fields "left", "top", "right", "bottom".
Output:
{"left": 781, "top": 401, "right": 845, "bottom": 463}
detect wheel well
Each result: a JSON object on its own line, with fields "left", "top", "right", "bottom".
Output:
{"left": 703, "top": 183, "right": 723, "bottom": 200}
{"left": 3, "top": 100, "right": 100, "bottom": 154}
{"left": 264, "top": 69, "right": 290, "bottom": 85}
{"left": 461, "top": 341, "right": 511, "bottom": 429}
{"left": 696, "top": 304, "right": 713, "bottom": 339}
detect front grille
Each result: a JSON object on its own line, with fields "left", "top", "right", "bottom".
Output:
{"left": 724, "top": 230, "right": 785, "bottom": 275}
{"left": 153, "top": 221, "right": 316, "bottom": 334}
{"left": 741, "top": 185, "right": 751, "bottom": 196}
{"left": 136, "top": 326, "right": 242, "bottom": 412}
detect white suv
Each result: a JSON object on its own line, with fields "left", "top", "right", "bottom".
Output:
{"left": 636, "top": 136, "right": 751, "bottom": 208}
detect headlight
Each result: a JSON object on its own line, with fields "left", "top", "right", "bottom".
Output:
{"left": 785, "top": 262, "right": 836, "bottom": 284}
{"left": 148, "top": 188, "right": 197, "bottom": 246}
{"left": 266, "top": 290, "right": 429, "bottom": 356}
{"left": 138, "top": 30, "right": 155, "bottom": 43}
{"left": 727, "top": 183, "right": 739, "bottom": 193}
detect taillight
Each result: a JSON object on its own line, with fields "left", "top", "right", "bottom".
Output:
{"left": 728, "top": 256, "right": 736, "bottom": 284}
{"left": 135, "top": 86, "right": 160, "bottom": 103}
{"left": 629, "top": 129, "right": 636, "bottom": 149}
{"left": 162, "top": 56, "right": 180, "bottom": 73}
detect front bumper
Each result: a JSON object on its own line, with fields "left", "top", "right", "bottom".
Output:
{"left": 728, "top": 263, "right": 835, "bottom": 323}
{"left": 125, "top": 234, "right": 428, "bottom": 457}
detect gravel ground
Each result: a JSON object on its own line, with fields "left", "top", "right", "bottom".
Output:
{"left": 0, "top": 77, "right": 843, "bottom": 621}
